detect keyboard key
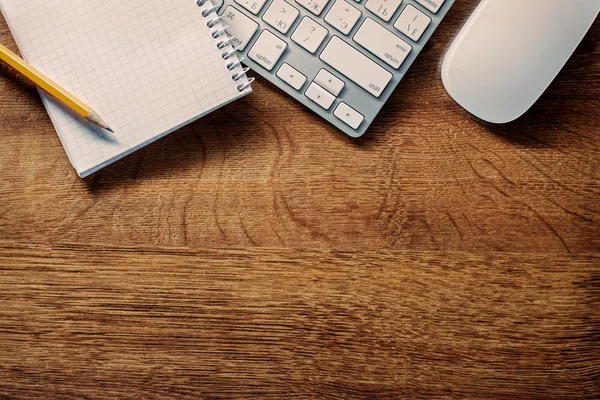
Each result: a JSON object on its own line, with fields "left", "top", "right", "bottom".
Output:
{"left": 324, "top": 0, "right": 362, "bottom": 35}
{"left": 353, "top": 18, "right": 412, "bottom": 69}
{"left": 314, "top": 69, "right": 345, "bottom": 96}
{"left": 305, "top": 82, "right": 336, "bottom": 110}
{"left": 221, "top": 6, "right": 260, "bottom": 51}
{"left": 262, "top": 0, "right": 300, "bottom": 34}
{"left": 296, "top": 0, "right": 330, "bottom": 16}
{"left": 234, "top": 0, "right": 269, "bottom": 14}
{"left": 394, "top": 4, "right": 431, "bottom": 41}
{"left": 277, "top": 63, "right": 307, "bottom": 90}
{"left": 320, "top": 36, "right": 392, "bottom": 97}
{"left": 365, "top": 0, "right": 402, "bottom": 22}
{"left": 415, "top": 0, "right": 445, "bottom": 13}
{"left": 291, "top": 16, "right": 329, "bottom": 53}
{"left": 248, "top": 30, "right": 288, "bottom": 71}
{"left": 334, "top": 102, "right": 364, "bottom": 129}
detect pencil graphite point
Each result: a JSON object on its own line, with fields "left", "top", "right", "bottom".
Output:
{"left": 86, "top": 110, "right": 114, "bottom": 132}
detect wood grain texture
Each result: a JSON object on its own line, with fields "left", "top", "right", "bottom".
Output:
{"left": 0, "top": 242, "right": 599, "bottom": 399}
{"left": 1, "top": 0, "right": 600, "bottom": 398}
{"left": 1, "top": 3, "right": 599, "bottom": 252}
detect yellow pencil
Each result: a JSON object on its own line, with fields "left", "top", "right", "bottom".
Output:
{"left": 0, "top": 43, "right": 113, "bottom": 132}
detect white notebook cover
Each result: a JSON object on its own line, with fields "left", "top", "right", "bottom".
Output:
{"left": 0, "top": 0, "right": 251, "bottom": 177}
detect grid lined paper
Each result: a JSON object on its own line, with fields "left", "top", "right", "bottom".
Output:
{"left": 0, "top": 0, "right": 251, "bottom": 177}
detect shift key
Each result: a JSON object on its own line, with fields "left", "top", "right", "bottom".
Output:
{"left": 319, "top": 36, "right": 393, "bottom": 98}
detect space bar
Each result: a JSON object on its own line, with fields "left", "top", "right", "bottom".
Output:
{"left": 319, "top": 36, "right": 393, "bottom": 98}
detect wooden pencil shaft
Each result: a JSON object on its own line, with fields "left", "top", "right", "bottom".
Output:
{"left": 0, "top": 44, "right": 90, "bottom": 116}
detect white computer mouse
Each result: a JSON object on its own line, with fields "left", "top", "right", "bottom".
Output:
{"left": 441, "top": 0, "right": 600, "bottom": 124}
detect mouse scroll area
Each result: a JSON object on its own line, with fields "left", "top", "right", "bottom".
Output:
{"left": 441, "top": 0, "right": 600, "bottom": 124}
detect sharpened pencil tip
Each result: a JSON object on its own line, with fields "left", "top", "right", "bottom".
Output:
{"left": 85, "top": 110, "right": 113, "bottom": 133}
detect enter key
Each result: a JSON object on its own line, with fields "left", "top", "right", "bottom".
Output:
{"left": 353, "top": 18, "right": 412, "bottom": 70}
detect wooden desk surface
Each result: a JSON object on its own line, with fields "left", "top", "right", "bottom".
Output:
{"left": 1, "top": 2, "right": 599, "bottom": 398}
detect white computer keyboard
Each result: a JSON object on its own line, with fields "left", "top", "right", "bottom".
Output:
{"left": 210, "top": 0, "right": 454, "bottom": 137}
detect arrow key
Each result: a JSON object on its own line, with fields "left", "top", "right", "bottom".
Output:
{"left": 314, "top": 68, "right": 345, "bottom": 96}
{"left": 276, "top": 63, "right": 307, "bottom": 90}
{"left": 305, "top": 82, "right": 336, "bottom": 110}
{"left": 334, "top": 102, "right": 364, "bottom": 129}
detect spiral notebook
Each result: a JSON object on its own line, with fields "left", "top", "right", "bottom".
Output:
{"left": 0, "top": 0, "right": 251, "bottom": 177}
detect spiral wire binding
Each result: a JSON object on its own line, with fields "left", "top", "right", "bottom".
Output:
{"left": 197, "top": 0, "right": 252, "bottom": 92}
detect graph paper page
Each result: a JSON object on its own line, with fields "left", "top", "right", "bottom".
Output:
{"left": 0, "top": 0, "right": 250, "bottom": 176}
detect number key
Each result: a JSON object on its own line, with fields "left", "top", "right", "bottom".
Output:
{"left": 234, "top": 0, "right": 268, "bottom": 15}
